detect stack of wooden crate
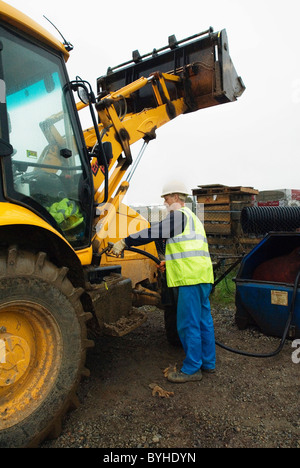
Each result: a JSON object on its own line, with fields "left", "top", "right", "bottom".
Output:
{"left": 192, "top": 184, "right": 260, "bottom": 256}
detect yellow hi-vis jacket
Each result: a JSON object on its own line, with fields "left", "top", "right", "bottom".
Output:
{"left": 165, "top": 206, "right": 214, "bottom": 287}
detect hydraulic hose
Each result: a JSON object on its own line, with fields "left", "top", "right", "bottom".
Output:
{"left": 124, "top": 246, "right": 300, "bottom": 359}
{"left": 125, "top": 246, "right": 161, "bottom": 265}
{"left": 215, "top": 269, "right": 300, "bottom": 358}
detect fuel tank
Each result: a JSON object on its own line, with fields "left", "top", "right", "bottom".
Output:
{"left": 235, "top": 232, "right": 300, "bottom": 339}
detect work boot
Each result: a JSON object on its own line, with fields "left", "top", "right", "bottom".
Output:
{"left": 167, "top": 369, "right": 203, "bottom": 383}
{"left": 201, "top": 367, "right": 216, "bottom": 374}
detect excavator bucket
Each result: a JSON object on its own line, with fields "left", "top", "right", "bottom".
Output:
{"left": 97, "top": 28, "right": 245, "bottom": 115}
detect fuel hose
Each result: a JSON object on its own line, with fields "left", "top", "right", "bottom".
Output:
{"left": 125, "top": 246, "right": 161, "bottom": 265}
{"left": 215, "top": 269, "right": 300, "bottom": 358}
{"left": 125, "top": 246, "right": 300, "bottom": 359}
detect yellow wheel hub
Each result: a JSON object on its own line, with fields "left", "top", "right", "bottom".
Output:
{"left": 0, "top": 302, "right": 62, "bottom": 429}
{"left": 0, "top": 333, "right": 31, "bottom": 387}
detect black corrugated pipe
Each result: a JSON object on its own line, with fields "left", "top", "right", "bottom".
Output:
{"left": 241, "top": 206, "right": 300, "bottom": 235}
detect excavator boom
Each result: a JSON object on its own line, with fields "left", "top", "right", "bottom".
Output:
{"left": 98, "top": 28, "right": 244, "bottom": 114}
{"left": 84, "top": 28, "right": 245, "bottom": 203}
{"left": 84, "top": 27, "right": 245, "bottom": 289}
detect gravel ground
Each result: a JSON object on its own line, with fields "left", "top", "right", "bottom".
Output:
{"left": 41, "top": 305, "right": 300, "bottom": 449}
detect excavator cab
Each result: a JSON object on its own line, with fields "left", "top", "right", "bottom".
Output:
{"left": 0, "top": 24, "right": 94, "bottom": 248}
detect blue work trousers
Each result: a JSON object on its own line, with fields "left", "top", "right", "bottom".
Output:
{"left": 177, "top": 283, "right": 216, "bottom": 374}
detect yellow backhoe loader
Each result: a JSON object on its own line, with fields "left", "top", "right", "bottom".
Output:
{"left": 0, "top": 0, "right": 245, "bottom": 447}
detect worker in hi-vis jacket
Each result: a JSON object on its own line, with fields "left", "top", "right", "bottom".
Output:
{"left": 111, "top": 180, "right": 216, "bottom": 383}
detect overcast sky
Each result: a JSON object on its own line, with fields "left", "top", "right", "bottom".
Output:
{"left": 5, "top": 0, "right": 300, "bottom": 205}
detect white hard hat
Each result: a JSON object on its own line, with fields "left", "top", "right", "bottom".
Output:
{"left": 161, "top": 180, "right": 190, "bottom": 197}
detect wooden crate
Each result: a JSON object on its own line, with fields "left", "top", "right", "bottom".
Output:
{"left": 193, "top": 184, "right": 259, "bottom": 255}
{"left": 204, "top": 222, "right": 231, "bottom": 234}
{"left": 197, "top": 194, "right": 231, "bottom": 205}
{"left": 193, "top": 184, "right": 258, "bottom": 196}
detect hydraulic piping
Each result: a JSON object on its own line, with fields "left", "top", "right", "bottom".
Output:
{"left": 125, "top": 246, "right": 161, "bottom": 265}
{"left": 121, "top": 246, "right": 300, "bottom": 359}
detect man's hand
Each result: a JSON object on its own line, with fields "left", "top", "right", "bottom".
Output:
{"left": 111, "top": 239, "right": 126, "bottom": 256}
{"left": 157, "top": 260, "right": 166, "bottom": 273}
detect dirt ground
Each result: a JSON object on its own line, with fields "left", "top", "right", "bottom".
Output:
{"left": 41, "top": 304, "right": 300, "bottom": 449}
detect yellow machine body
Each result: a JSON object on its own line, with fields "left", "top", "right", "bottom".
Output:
{"left": 0, "top": 1, "right": 69, "bottom": 60}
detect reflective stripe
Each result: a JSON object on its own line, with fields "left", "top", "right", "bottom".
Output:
{"left": 165, "top": 250, "right": 211, "bottom": 261}
{"left": 0, "top": 80, "right": 6, "bottom": 104}
{"left": 169, "top": 233, "right": 208, "bottom": 243}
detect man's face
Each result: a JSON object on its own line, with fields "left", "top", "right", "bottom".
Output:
{"left": 163, "top": 194, "right": 181, "bottom": 212}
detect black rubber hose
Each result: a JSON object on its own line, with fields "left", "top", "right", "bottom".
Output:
{"left": 215, "top": 269, "right": 300, "bottom": 358}
{"left": 125, "top": 246, "right": 161, "bottom": 265}
{"left": 125, "top": 246, "right": 300, "bottom": 359}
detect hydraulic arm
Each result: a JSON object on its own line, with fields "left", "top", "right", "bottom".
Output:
{"left": 82, "top": 28, "right": 245, "bottom": 205}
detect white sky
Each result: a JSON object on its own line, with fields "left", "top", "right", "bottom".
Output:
{"left": 4, "top": 0, "right": 300, "bottom": 205}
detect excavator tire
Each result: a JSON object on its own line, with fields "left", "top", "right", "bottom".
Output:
{"left": 0, "top": 247, "right": 92, "bottom": 448}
